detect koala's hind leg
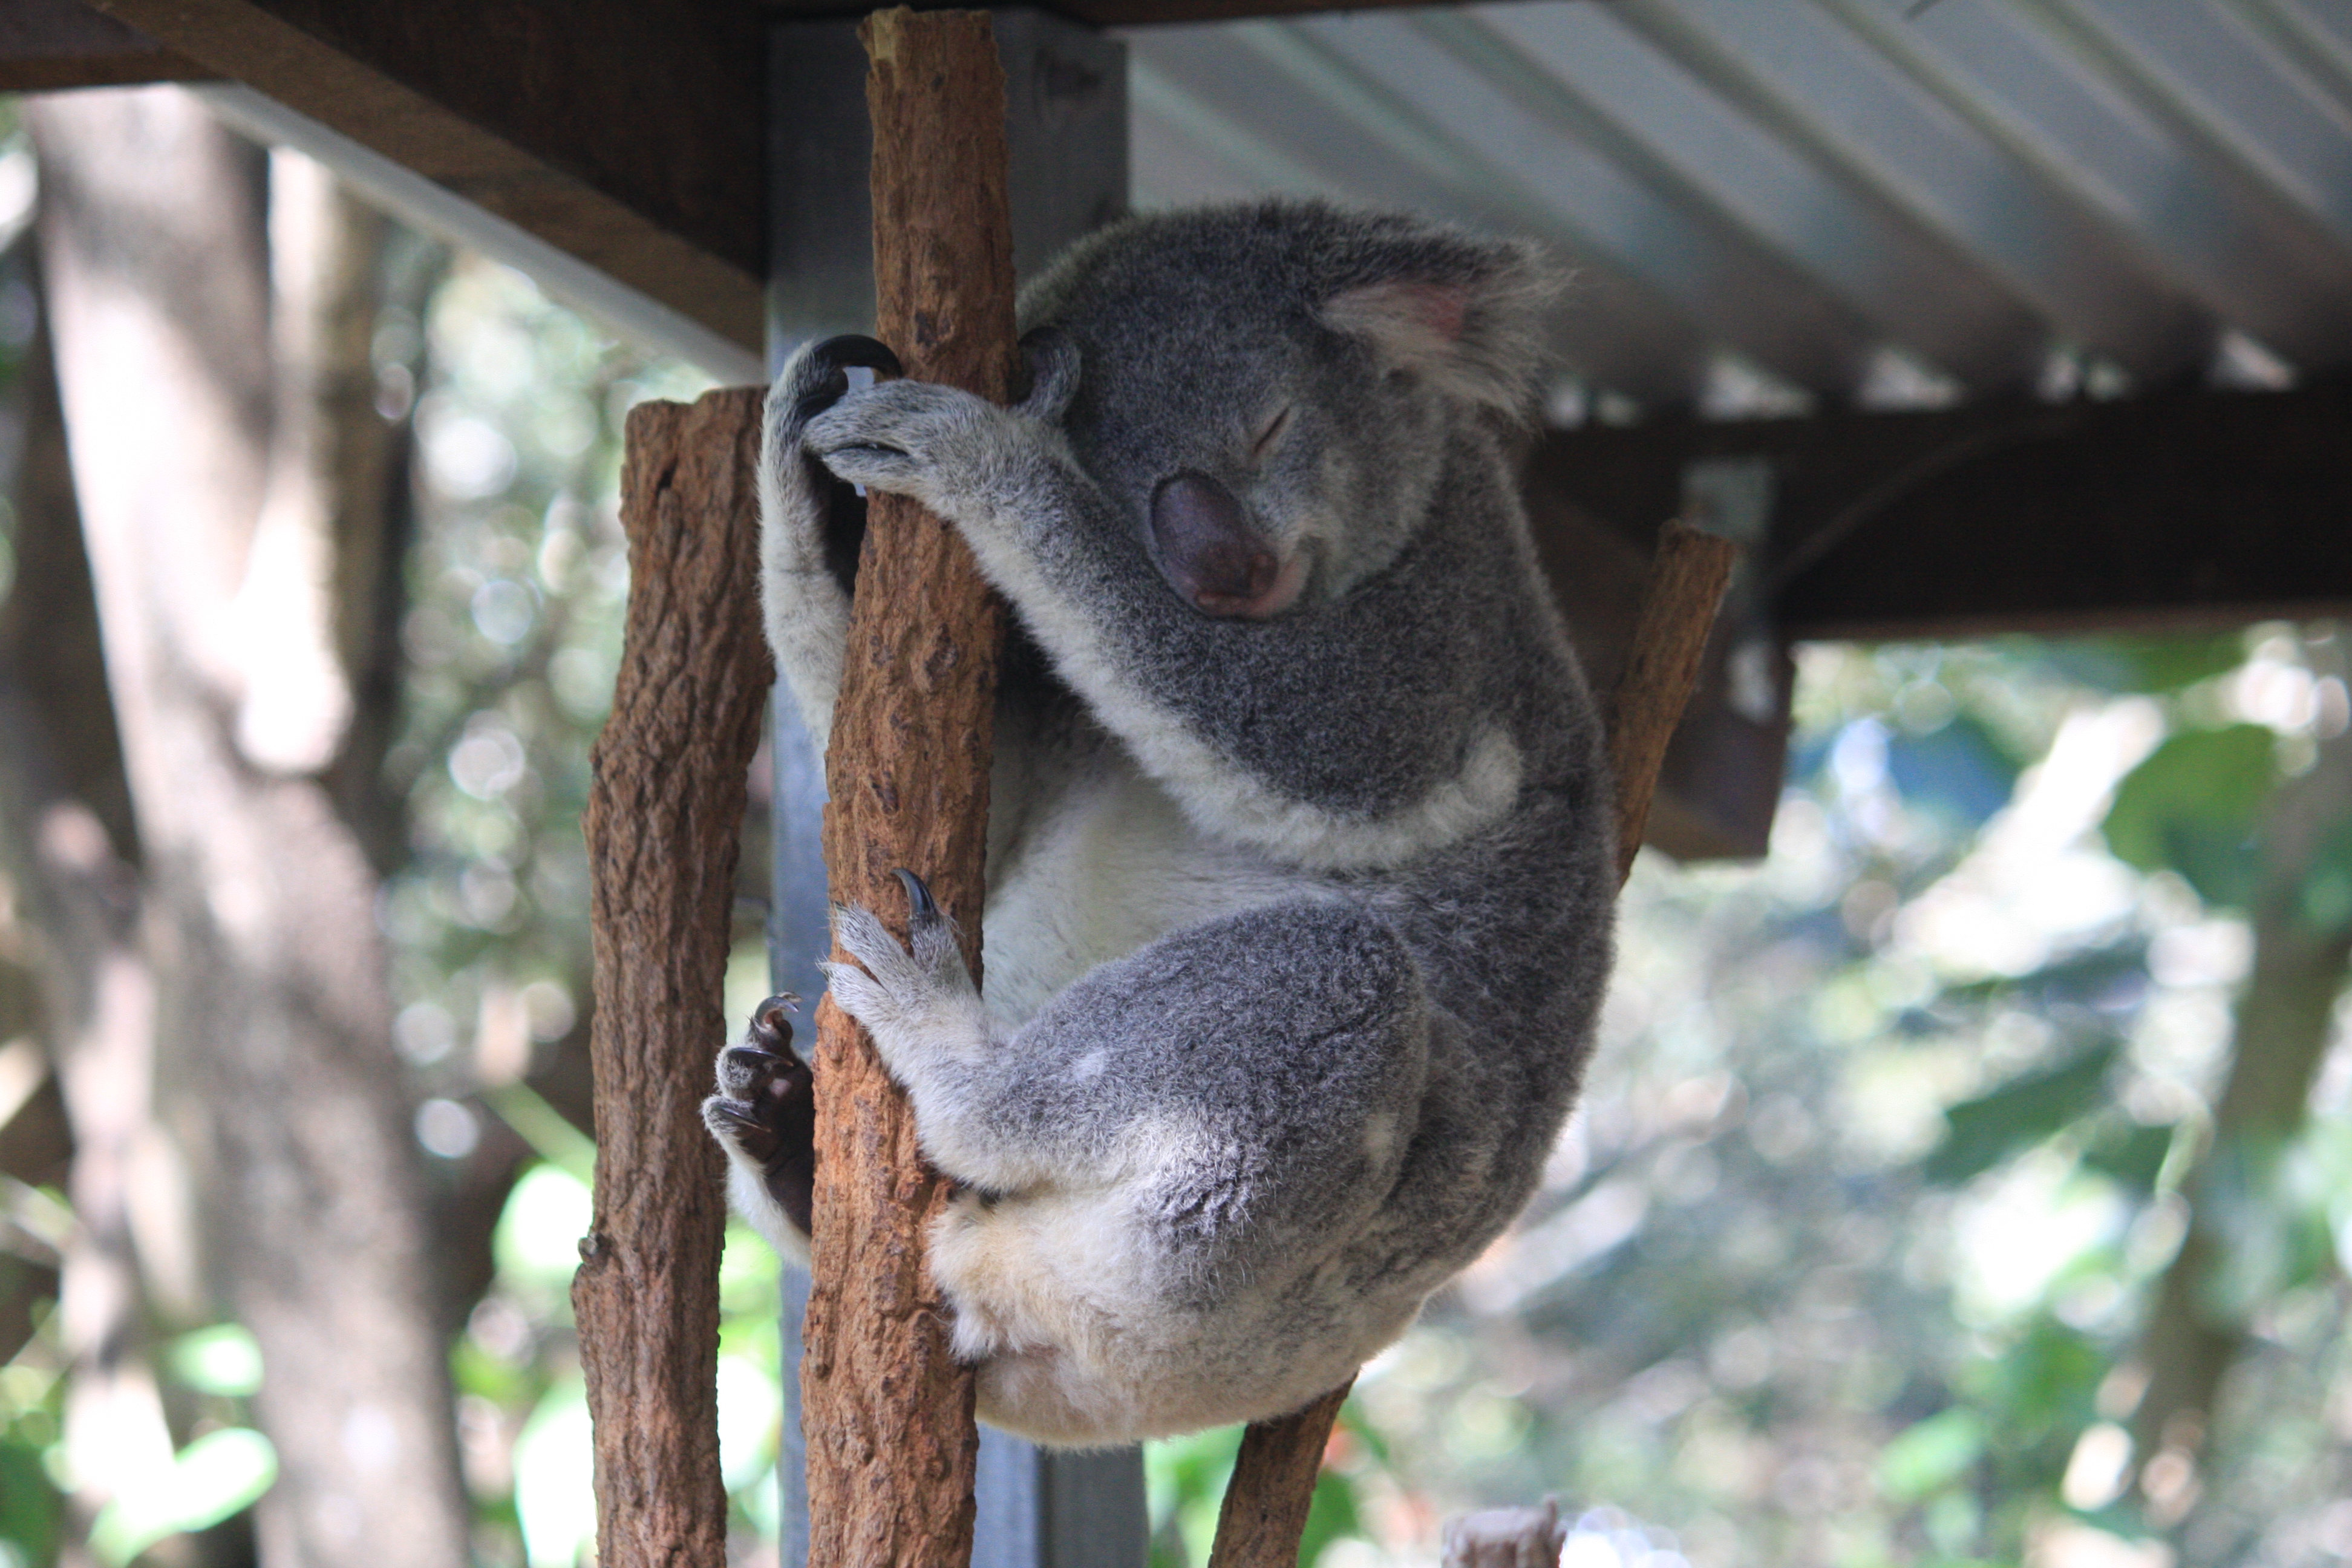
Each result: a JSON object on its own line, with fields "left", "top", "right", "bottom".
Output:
{"left": 760, "top": 334, "right": 900, "bottom": 748}
{"left": 703, "top": 994, "right": 817, "bottom": 1261}
{"left": 828, "top": 879, "right": 1433, "bottom": 1298}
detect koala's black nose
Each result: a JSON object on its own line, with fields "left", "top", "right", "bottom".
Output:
{"left": 1149, "top": 471, "right": 1289, "bottom": 619}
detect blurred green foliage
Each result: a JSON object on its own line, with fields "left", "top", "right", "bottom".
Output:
{"left": 1145, "top": 632, "right": 2352, "bottom": 1568}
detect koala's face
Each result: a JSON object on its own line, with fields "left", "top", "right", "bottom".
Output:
{"left": 1025, "top": 211, "right": 1500, "bottom": 622}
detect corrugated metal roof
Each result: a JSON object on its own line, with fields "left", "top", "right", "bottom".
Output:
{"left": 1126, "top": 0, "right": 2352, "bottom": 417}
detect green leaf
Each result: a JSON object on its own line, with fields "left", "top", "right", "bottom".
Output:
{"left": 2102, "top": 725, "right": 2277, "bottom": 908}
{"left": 2081, "top": 1122, "right": 2177, "bottom": 1197}
{"left": 168, "top": 1324, "right": 264, "bottom": 1397}
{"left": 2044, "top": 633, "right": 2248, "bottom": 696}
{"left": 1878, "top": 1408, "right": 1985, "bottom": 1501}
{"left": 1925, "top": 1042, "right": 2118, "bottom": 1185}
{"left": 2299, "top": 820, "right": 2352, "bottom": 936}
{"left": 88, "top": 1428, "right": 276, "bottom": 1567}
{"left": 0, "top": 1439, "right": 60, "bottom": 1559}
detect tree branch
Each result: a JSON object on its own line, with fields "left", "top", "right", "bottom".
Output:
{"left": 576, "top": 386, "right": 769, "bottom": 1568}
{"left": 798, "top": 11, "right": 1018, "bottom": 1567}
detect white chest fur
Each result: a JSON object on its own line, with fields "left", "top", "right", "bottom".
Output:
{"left": 978, "top": 751, "right": 1314, "bottom": 1028}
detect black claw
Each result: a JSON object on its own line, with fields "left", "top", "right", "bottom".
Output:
{"left": 793, "top": 334, "right": 903, "bottom": 425}
{"left": 707, "top": 1099, "right": 764, "bottom": 1135}
{"left": 750, "top": 992, "right": 800, "bottom": 1051}
{"left": 812, "top": 333, "right": 903, "bottom": 379}
{"left": 894, "top": 867, "right": 938, "bottom": 923}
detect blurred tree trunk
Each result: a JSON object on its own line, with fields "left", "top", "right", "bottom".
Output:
{"left": 26, "top": 87, "right": 470, "bottom": 1568}
{"left": 0, "top": 258, "right": 175, "bottom": 1561}
{"left": 2128, "top": 630, "right": 2352, "bottom": 1508}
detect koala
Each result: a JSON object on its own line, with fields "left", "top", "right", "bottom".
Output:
{"left": 705, "top": 201, "right": 1616, "bottom": 1448}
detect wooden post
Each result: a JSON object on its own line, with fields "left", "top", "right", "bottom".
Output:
{"left": 799, "top": 10, "right": 1018, "bottom": 1568}
{"left": 575, "top": 387, "right": 771, "bottom": 1568}
{"left": 1206, "top": 520, "right": 1739, "bottom": 1568}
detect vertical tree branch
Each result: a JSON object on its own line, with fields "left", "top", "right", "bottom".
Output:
{"left": 1209, "top": 520, "right": 1738, "bottom": 1568}
{"left": 799, "top": 10, "right": 1017, "bottom": 1567}
{"left": 575, "top": 387, "right": 769, "bottom": 1568}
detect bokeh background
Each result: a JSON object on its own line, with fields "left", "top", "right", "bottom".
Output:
{"left": 0, "top": 88, "right": 2347, "bottom": 1568}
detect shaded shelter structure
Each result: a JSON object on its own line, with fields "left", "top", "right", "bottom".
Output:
{"left": 6, "top": 0, "right": 2350, "bottom": 1564}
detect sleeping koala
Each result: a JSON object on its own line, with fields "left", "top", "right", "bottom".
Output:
{"left": 704, "top": 201, "right": 1616, "bottom": 1447}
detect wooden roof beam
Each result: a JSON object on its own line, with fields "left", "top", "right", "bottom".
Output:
{"left": 0, "top": 0, "right": 212, "bottom": 91}
{"left": 80, "top": 0, "right": 765, "bottom": 361}
{"left": 1525, "top": 381, "right": 2352, "bottom": 642}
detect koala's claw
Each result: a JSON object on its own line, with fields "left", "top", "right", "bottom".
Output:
{"left": 896, "top": 867, "right": 938, "bottom": 922}
{"left": 823, "top": 883, "right": 985, "bottom": 1076}
{"left": 793, "top": 333, "right": 903, "bottom": 421}
{"left": 702, "top": 993, "right": 817, "bottom": 1236}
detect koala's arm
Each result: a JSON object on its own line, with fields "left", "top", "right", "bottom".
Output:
{"left": 803, "top": 344, "right": 1572, "bottom": 875}
{"left": 806, "top": 374, "right": 1463, "bottom": 870}
{"left": 758, "top": 335, "right": 904, "bottom": 750}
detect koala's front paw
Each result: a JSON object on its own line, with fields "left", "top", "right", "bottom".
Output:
{"left": 803, "top": 379, "right": 1005, "bottom": 517}
{"left": 762, "top": 335, "right": 901, "bottom": 578}
{"left": 702, "top": 994, "right": 817, "bottom": 1235}
{"left": 825, "top": 870, "right": 990, "bottom": 1081}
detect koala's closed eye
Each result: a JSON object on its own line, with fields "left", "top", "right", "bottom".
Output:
{"left": 1248, "top": 405, "right": 1293, "bottom": 463}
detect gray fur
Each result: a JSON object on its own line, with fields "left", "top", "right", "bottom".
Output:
{"left": 708, "top": 200, "right": 1616, "bottom": 1446}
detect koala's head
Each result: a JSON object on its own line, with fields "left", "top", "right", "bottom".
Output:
{"left": 1018, "top": 201, "right": 1560, "bottom": 620}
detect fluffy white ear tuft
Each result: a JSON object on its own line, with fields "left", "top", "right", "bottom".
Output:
{"left": 1318, "top": 244, "right": 1561, "bottom": 417}
{"left": 1320, "top": 281, "right": 1471, "bottom": 367}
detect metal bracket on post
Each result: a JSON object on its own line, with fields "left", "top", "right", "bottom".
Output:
{"left": 766, "top": 15, "right": 1136, "bottom": 1567}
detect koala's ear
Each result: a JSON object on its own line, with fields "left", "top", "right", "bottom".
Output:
{"left": 1018, "top": 325, "right": 1080, "bottom": 421}
{"left": 1316, "top": 241, "right": 1560, "bottom": 417}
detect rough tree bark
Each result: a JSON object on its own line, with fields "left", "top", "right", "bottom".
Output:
{"left": 2128, "top": 630, "right": 2352, "bottom": 1511}
{"left": 574, "top": 387, "right": 769, "bottom": 1568}
{"left": 797, "top": 12, "right": 1018, "bottom": 1568}
{"left": 28, "top": 87, "right": 470, "bottom": 1568}
{"left": 1208, "top": 521, "right": 1738, "bottom": 1568}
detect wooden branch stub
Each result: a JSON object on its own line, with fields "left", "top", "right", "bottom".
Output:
{"left": 1605, "top": 520, "right": 1741, "bottom": 882}
{"left": 576, "top": 387, "right": 771, "bottom": 1568}
{"left": 1207, "top": 1382, "right": 1353, "bottom": 1568}
{"left": 799, "top": 11, "right": 1018, "bottom": 1568}
{"left": 1205, "top": 519, "right": 1737, "bottom": 1567}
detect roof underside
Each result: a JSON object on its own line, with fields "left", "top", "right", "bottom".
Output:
{"left": 1126, "top": 0, "right": 2352, "bottom": 417}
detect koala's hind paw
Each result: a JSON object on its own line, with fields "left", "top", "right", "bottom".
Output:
{"left": 702, "top": 994, "right": 816, "bottom": 1236}
{"left": 824, "top": 871, "right": 989, "bottom": 1076}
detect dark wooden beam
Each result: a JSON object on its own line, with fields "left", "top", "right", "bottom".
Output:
{"left": 1523, "top": 380, "right": 2352, "bottom": 642}
{"left": 0, "top": 0, "right": 211, "bottom": 89}
{"left": 759, "top": 0, "right": 1494, "bottom": 27}
{"left": 81, "top": 0, "right": 765, "bottom": 356}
